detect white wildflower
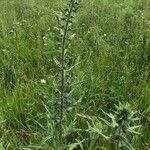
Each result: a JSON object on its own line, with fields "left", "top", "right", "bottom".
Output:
{"left": 40, "top": 79, "right": 46, "bottom": 84}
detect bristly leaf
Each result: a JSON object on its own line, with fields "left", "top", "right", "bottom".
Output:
{"left": 121, "top": 136, "right": 135, "bottom": 150}
{"left": 100, "top": 102, "right": 141, "bottom": 149}
{"left": 87, "top": 122, "right": 110, "bottom": 140}
{"left": 127, "top": 125, "right": 141, "bottom": 134}
{"left": 53, "top": 57, "right": 61, "bottom": 67}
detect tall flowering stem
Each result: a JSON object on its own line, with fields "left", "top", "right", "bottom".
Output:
{"left": 57, "top": 0, "right": 79, "bottom": 146}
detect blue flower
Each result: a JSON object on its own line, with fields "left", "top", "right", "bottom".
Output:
{"left": 63, "top": 91, "right": 72, "bottom": 106}
{"left": 66, "top": 97, "right": 71, "bottom": 104}
{"left": 63, "top": 91, "right": 69, "bottom": 98}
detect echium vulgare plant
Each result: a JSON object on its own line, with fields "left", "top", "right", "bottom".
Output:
{"left": 53, "top": 0, "right": 79, "bottom": 148}
{"left": 100, "top": 102, "right": 141, "bottom": 150}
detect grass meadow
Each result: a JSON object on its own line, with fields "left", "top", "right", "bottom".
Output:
{"left": 0, "top": 0, "right": 150, "bottom": 149}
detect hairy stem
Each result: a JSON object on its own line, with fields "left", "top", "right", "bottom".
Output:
{"left": 59, "top": 0, "right": 75, "bottom": 146}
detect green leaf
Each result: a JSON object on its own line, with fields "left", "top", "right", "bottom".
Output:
{"left": 53, "top": 57, "right": 61, "bottom": 67}
{"left": 100, "top": 118, "right": 111, "bottom": 127}
{"left": 87, "top": 122, "right": 109, "bottom": 140}
{"left": 60, "top": 28, "right": 64, "bottom": 36}
{"left": 127, "top": 125, "right": 141, "bottom": 134}
{"left": 68, "top": 139, "right": 85, "bottom": 150}
{"left": 121, "top": 136, "right": 135, "bottom": 150}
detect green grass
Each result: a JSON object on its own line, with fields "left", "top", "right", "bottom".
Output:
{"left": 0, "top": 0, "right": 150, "bottom": 149}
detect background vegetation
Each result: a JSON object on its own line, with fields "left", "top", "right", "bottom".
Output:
{"left": 0, "top": 0, "right": 149, "bottom": 149}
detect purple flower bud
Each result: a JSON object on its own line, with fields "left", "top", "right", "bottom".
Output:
{"left": 63, "top": 91, "right": 69, "bottom": 98}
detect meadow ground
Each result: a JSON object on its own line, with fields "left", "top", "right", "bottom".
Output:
{"left": 0, "top": 0, "right": 150, "bottom": 149}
